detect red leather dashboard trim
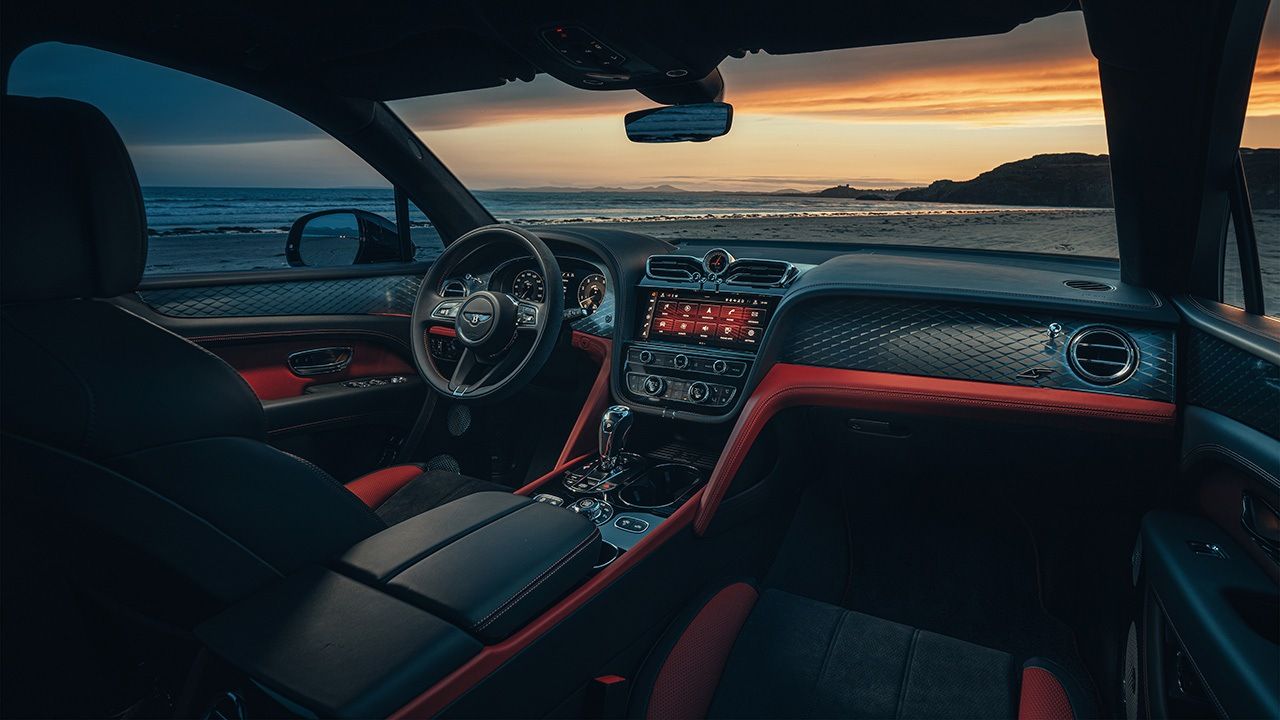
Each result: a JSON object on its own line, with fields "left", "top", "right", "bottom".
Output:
{"left": 556, "top": 332, "right": 613, "bottom": 466}
{"left": 208, "top": 339, "right": 415, "bottom": 401}
{"left": 694, "top": 363, "right": 1177, "bottom": 535}
{"left": 391, "top": 487, "right": 703, "bottom": 718}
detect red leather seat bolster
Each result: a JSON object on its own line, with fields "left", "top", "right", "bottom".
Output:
{"left": 1018, "top": 665, "right": 1078, "bottom": 720}
{"left": 644, "top": 582, "right": 760, "bottom": 720}
{"left": 345, "top": 465, "right": 424, "bottom": 509}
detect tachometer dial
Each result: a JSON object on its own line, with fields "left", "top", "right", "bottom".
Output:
{"left": 512, "top": 269, "right": 545, "bottom": 302}
{"left": 577, "top": 273, "right": 607, "bottom": 312}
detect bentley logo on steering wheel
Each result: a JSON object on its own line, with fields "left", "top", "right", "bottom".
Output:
{"left": 464, "top": 312, "right": 492, "bottom": 327}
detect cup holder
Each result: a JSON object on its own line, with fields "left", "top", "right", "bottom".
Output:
{"left": 593, "top": 541, "right": 620, "bottom": 570}
{"left": 618, "top": 463, "right": 701, "bottom": 510}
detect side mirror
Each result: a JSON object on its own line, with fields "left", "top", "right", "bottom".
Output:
{"left": 285, "top": 209, "right": 407, "bottom": 267}
{"left": 624, "top": 102, "right": 733, "bottom": 143}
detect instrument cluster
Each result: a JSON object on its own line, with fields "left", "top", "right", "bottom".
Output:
{"left": 442, "top": 256, "right": 608, "bottom": 315}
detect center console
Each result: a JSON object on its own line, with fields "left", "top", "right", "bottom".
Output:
{"left": 619, "top": 249, "right": 795, "bottom": 420}
{"left": 527, "top": 405, "right": 713, "bottom": 563}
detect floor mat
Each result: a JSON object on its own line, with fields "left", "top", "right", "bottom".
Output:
{"left": 767, "top": 474, "right": 1086, "bottom": 678}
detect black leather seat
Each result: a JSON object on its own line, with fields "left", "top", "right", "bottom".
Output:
{"left": 631, "top": 583, "right": 1093, "bottom": 720}
{"left": 0, "top": 94, "right": 504, "bottom": 607}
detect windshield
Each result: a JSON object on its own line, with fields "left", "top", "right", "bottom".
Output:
{"left": 391, "top": 11, "right": 1277, "bottom": 259}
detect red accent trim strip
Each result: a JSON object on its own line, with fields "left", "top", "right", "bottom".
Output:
{"left": 344, "top": 464, "right": 425, "bottom": 509}
{"left": 556, "top": 332, "right": 612, "bottom": 467}
{"left": 389, "top": 489, "right": 703, "bottom": 718}
{"left": 513, "top": 453, "right": 593, "bottom": 497}
{"left": 428, "top": 325, "right": 457, "bottom": 337}
{"left": 1018, "top": 666, "right": 1075, "bottom": 720}
{"left": 209, "top": 339, "right": 415, "bottom": 401}
{"left": 695, "top": 364, "right": 1176, "bottom": 535}
{"left": 646, "top": 583, "right": 758, "bottom": 720}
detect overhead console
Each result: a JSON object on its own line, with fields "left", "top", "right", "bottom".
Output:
{"left": 620, "top": 249, "right": 797, "bottom": 420}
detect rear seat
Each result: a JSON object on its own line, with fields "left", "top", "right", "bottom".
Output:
{"left": 631, "top": 584, "right": 1092, "bottom": 719}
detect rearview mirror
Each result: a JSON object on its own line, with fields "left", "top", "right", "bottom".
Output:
{"left": 624, "top": 102, "right": 733, "bottom": 143}
{"left": 285, "top": 209, "right": 408, "bottom": 267}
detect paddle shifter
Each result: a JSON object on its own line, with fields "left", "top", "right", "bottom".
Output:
{"left": 598, "top": 405, "right": 634, "bottom": 471}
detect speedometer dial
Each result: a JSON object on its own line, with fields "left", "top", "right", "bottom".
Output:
{"left": 577, "top": 273, "right": 606, "bottom": 312}
{"left": 512, "top": 269, "right": 545, "bottom": 302}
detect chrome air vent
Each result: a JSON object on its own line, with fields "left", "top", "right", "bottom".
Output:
{"left": 646, "top": 255, "right": 703, "bottom": 281}
{"left": 722, "top": 258, "right": 798, "bottom": 288}
{"left": 1068, "top": 327, "right": 1138, "bottom": 385}
{"left": 1063, "top": 279, "right": 1115, "bottom": 292}
{"left": 440, "top": 279, "right": 468, "bottom": 298}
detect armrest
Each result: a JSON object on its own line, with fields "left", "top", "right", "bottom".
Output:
{"left": 196, "top": 567, "right": 481, "bottom": 719}
{"left": 337, "top": 491, "right": 601, "bottom": 643}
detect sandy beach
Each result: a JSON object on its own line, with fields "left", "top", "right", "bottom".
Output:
{"left": 144, "top": 208, "right": 1279, "bottom": 307}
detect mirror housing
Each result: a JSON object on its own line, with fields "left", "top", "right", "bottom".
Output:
{"left": 285, "top": 209, "right": 409, "bottom": 267}
{"left": 624, "top": 102, "right": 733, "bottom": 143}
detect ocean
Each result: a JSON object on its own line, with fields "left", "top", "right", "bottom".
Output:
{"left": 139, "top": 186, "right": 1076, "bottom": 234}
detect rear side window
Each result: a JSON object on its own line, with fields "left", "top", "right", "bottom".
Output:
{"left": 7, "top": 43, "right": 444, "bottom": 275}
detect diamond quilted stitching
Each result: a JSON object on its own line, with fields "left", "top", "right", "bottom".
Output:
{"left": 1187, "top": 332, "right": 1280, "bottom": 438}
{"left": 779, "top": 298, "right": 1175, "bottom": 401}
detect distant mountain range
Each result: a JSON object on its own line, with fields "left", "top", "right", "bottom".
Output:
{"left": 831, "top": 149, "right": 1278, "bottom": 209}
{"left": 485, "top": 149, "right": 1278, "bottom": 209}
{"left": 485, "top": 184, "right": 689, "bottom": 193}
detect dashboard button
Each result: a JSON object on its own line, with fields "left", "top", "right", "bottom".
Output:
{"left": 695, "top": 322, "right": 716, "bottom": 338}
{"left": 717, "top": 324, "right": 739, "bottom": 341}
{"left": 673, "top": 354, "right": 689, "bottom": 369}
{"left": 614, "top": 516, "right": 650, "bottom": 533}
{"left": 638, "top": 350, "right": 654, "bottom": 364}
{"left": 688, "top": 381, "right": 710, "bottom": 403}
{"left": 699, "top": 304, "right": 720, "bottom": 318}
{"left": 712, "top": 359, "right": 728, "bottom": 374}
{"left": 741, "top": 326, "right": 761, "bottom": 344}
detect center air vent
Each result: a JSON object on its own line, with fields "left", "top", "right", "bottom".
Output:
{"left": 646, "top": 255, "right": 703, "bottom": 281}
{"left": 1068, "top": 327, "right": 1138, "bottom": 385}
{"left": 1064, "top": 279, "right": 1115, "bottom": 292}
{"left": 723, "top": 259, "right": 798, "bottom": 287}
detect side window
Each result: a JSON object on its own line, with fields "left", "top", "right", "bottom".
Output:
{"left": 1221, "top": 149, "right": 1278, "bottom": 319}
{"left": 7, "top": 43, "right": 444, "bottom": 275}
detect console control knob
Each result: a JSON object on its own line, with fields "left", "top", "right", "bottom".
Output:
{"left": 642, "top": 375, "right": 666, "bottom": 396}
{"left": 572, "top": 498, "right": 605, "bottom": 522}
{"left": 688, "top": 381, "right": 710, "bottom": 403}
{"left": 638, "top": 350, "right": 654, "bottom": 364}
{"left": 673, "top": 354, "right": 689, "bottom": 369}
{"left": 712, "top": 359, "right": 728, "bottom": 375}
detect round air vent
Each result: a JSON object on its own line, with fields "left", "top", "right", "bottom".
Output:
{"left": 1068, "top": 327, "right": 1138, "bottom": 385}
{"left": 1063, "top": 279, "right": 1115, "bottom": 292}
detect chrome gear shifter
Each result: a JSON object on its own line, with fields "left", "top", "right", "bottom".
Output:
{"left": 598, "top": 405, "right": 634, "bottom": 470}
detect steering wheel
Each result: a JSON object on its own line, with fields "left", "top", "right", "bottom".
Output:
{"left": 411, "top": 224, "right": 564, "bottom": 402}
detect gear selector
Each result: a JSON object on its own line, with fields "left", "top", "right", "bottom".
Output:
{"left": 598, "top": 405, "right": 633, "bottom": 470}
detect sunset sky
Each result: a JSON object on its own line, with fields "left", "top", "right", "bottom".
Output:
{"left": 9, "top": 8, "right": 1279, "bottom": 191}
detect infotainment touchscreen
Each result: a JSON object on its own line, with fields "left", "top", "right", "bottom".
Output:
{"left": 638, "top": 290, "right": 775, "bottom": 350}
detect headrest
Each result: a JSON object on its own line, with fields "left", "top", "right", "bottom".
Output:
{"left": 1, "top": 96, "right": 148, "bottom": 302}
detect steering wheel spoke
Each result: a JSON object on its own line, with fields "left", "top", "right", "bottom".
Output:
{"left": 447, "top": 348, "right": 478, "bottom": 395}
{"left": 514, "top": 299, "right": 544, "bottom": 333}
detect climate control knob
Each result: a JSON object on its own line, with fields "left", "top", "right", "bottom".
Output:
{"left": 673, "top": 354, "right": 689, "bottom": 369}
{"left": 642, "top": 375, "right": 667, "bottom": 397}
{"left": 638, "top": 350, "right": 654, "bottom": 364}
{"left": 712, "top": 359, "right": 728, "bottom": 375}
{"left": 688, "top": 381, "right": 710, "bottom": 403}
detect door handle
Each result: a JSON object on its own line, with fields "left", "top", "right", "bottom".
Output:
{"left": 1241, "top": 492, "right": 1280, "bottom": 563}
{"left": 287, "top": 346, "right": 353, "bottom": 377}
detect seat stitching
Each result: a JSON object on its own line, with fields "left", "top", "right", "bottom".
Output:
{"left": 814, "top": 610, "right": 848, "bottom": 691}
{"left": 474, "top": 529, "right": 600, "bottom": 632}
{"left": 895, "top": 628, "right": 921, "bottom": 720}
